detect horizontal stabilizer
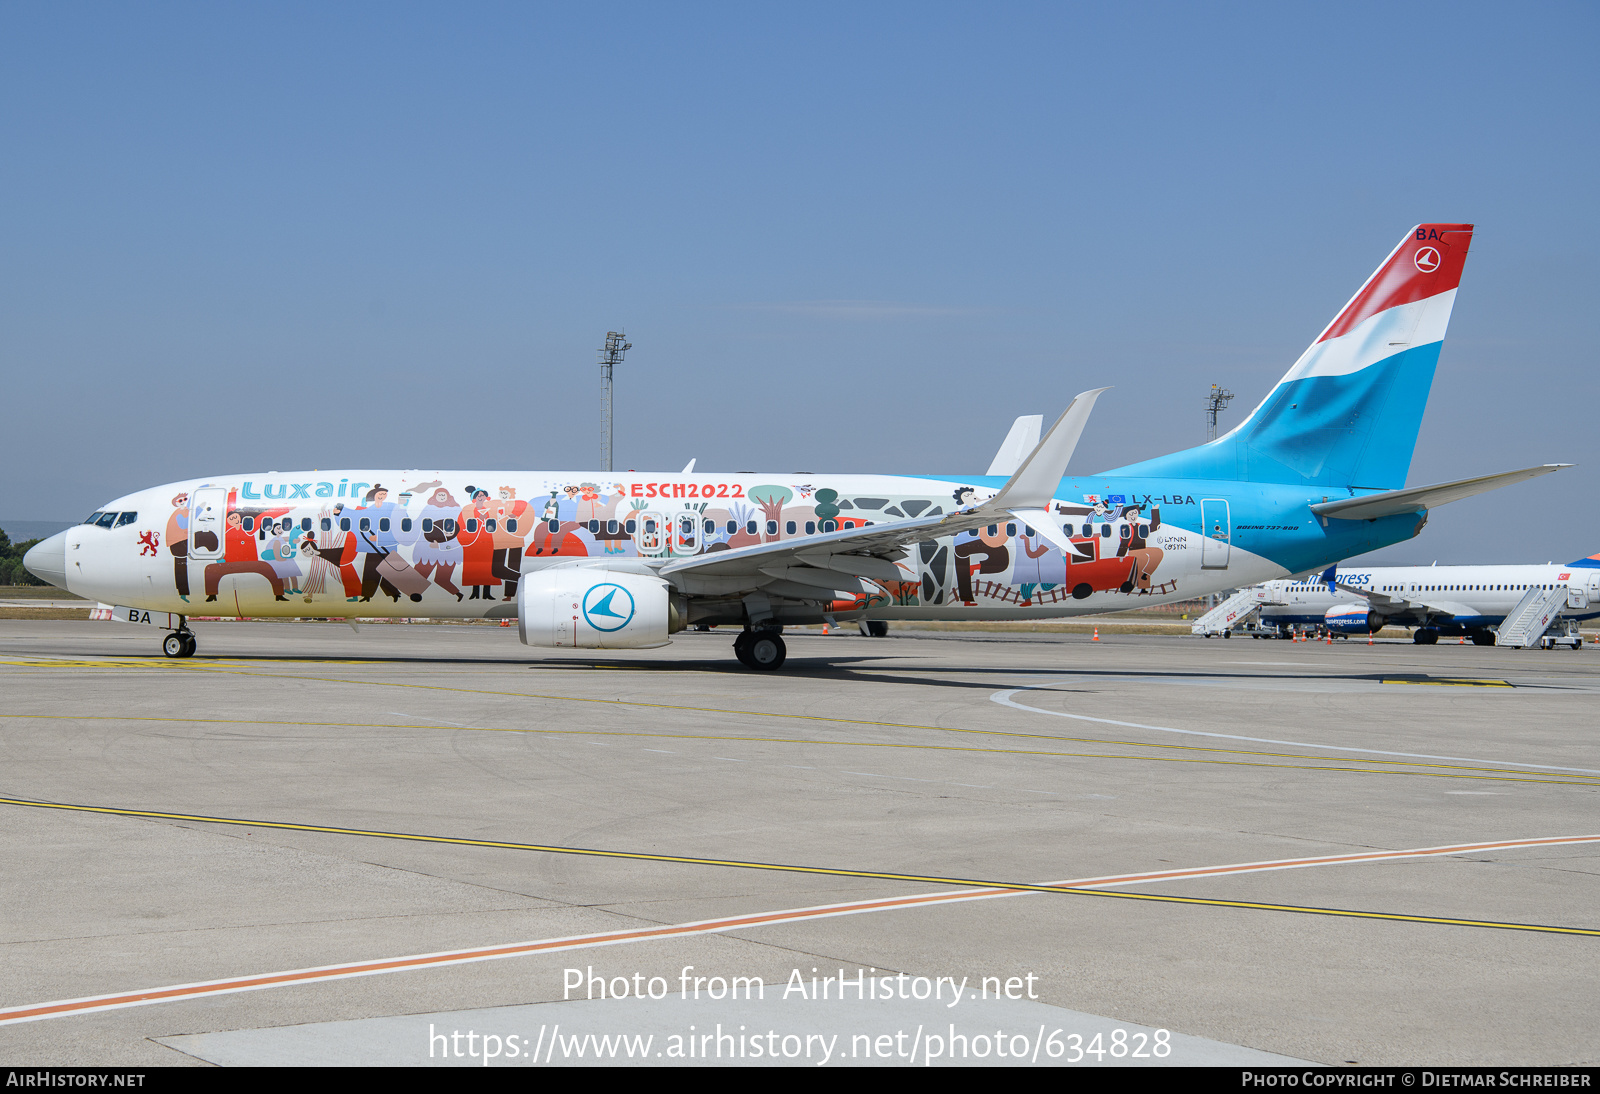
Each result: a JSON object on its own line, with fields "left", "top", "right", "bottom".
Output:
{"left": 1310, "top": 464, "right": 1571, "bottom": 521}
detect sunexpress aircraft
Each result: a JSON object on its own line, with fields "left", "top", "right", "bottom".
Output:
{"left": 25, "top": 223, "right": 1567, "bottom": 669}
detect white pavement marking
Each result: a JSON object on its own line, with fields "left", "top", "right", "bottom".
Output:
{"left": 4, "top": 833, "right": 1596, "bottom": 1028}
{"left": 991, "top": 683, "right": 1600, "bottom": 776}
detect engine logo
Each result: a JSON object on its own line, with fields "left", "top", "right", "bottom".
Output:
{"left": 582, "top": 583, "right": 636, "bottom": 631}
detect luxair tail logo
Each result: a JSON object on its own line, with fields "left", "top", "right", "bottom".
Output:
{"left": 582, "top": 583, "right": 636, "bottom": 632}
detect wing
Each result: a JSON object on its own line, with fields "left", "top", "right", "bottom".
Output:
{"left": 660, "top": 389, "right": 1108, "bottom": 599}
{"left": 1320, "top": 568, "right": 1471, "bottom": 620}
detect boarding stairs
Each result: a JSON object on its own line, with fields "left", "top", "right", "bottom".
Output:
{"left": 1493, "top": 586, "right": 1570, "bottom": 648}
{"left": 1192, "top": 586, "right": 1267, "bottom": 636}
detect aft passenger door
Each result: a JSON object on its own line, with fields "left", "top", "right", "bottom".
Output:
{"left": 1200, "top": 499, "right": 1231, "bottom": 570}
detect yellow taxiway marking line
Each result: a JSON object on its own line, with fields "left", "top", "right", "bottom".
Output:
{"left": 3, "top": 829, "right": 1598, "bottom": 1027}
{"left": 5, "top": 709, "right": 1598, "bottom": 788}
{"left": 1382, "top": 678, "right": 1513, "bottom": 688}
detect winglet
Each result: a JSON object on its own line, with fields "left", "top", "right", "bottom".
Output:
{"left": 1320, "top": 564, "right": 1337, "bottom": 588}
{"left": 987, "top": 389, "right": 1108, "bottom": 511}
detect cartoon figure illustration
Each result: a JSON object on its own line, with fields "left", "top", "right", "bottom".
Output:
{"left": 1012, "top": 527, "right": 1067, "bottom": 605}
{"left": 489, "top": 486, "right": 530, "bottom": 598}
{"left": 204, "top": 511, "right": 288, "bottom": 602}
{"left": 412, "top": 486, "right": 464, "bottom": 600}
{"left": 352, "top": 484, "right": 426, "bottom": 603}
{"left": 165, "top": 492, "right": 190, "bottom": 601}
{"left": 1116, "top": 504, "right": 1164, "bottom": 592}
{"left": 952, "top": 486, "right": 978, "bottom": 509}
{"left": 458, "top": 488, "right": 501, "bottom": 600}
{"left": 261, "top": 519, "right": 303, "bottom": 595}
{"left": 298, "top": 505, "right": 346, "bottom": 603}
{"left": 952, "top": 523, "right": 1012, "bottom": 604}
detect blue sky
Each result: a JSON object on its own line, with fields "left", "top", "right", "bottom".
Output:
{"left": 2, "top": 2, "right": 1595, "bottom": 564}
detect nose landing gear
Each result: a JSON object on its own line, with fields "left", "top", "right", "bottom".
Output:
{"left": 162, "top": 630, "right": 197, "bottom": 658}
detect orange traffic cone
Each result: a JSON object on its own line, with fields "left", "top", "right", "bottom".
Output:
{"left": 1092, "top": 627, "right": 1100, "bottom": 642}
{"left": 1368, "top": 630, "right": 1374, "bottom": 645}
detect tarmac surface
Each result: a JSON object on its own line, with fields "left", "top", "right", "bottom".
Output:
{"left": 0, "top": 620, "right": 1596, "bottom": 1066}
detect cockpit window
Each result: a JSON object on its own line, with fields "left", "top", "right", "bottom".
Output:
{"left": 95, "top": 512, "right": 118, "bottom": 529}
{"left": 114, "top": 512, "right": 137, "bottom": 527}
{"left": 84, "top": 512, "right": 105, "bottom": 525}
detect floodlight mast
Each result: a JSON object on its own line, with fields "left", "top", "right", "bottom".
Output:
{"left": 599, "top": 330, "right": 632, "bottom": 472}
{"left": 1205, "top": 383, "right": 1235, "bottom": 441}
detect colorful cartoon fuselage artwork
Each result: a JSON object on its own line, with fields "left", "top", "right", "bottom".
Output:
{"left": 66, "top": 469, "right": 1420, "bottom": 623}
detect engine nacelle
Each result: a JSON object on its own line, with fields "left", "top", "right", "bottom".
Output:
{"left": 517, "top": 569, "right": 675, "bottom": 649}
{"left": 1324, "top": 602, "right": 1381, "bottom": 634}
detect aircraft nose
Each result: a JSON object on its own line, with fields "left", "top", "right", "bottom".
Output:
{"left": 23, "top": 530, "right": 70, "bottom": 591}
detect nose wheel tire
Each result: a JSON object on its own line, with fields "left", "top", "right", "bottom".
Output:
{"left": 163, "top": 632, "right": 197, "bottom": 658}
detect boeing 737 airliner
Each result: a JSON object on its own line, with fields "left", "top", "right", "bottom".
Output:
{"left": 24, "top": 223, "right": 1569, "bottom": 668}
{"left": 1249, "top": 555, "right": 1600, "bottom": 645}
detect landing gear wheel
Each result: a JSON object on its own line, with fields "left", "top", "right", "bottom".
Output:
{"left": 861, "top": 620, "right": 888, "bottom": 638}
{"left": 180, "top": 633, "right": 197, "bottom": 658}
{"left": 733, "top": 632, "right": 755, "bottom": 668}
{"left": 1413, "top": 628, "right": 1439, "bottom": 645}
{"left": 163, "top": 633, "right": 185, "bottom": 658}
{"left": 746, "top": 632, "right": 786, "bottom": 670}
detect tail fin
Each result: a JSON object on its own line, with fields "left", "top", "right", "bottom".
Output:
{"left": 1568, "top": 552, "right": 1600, "bottom": 569}
{"left": 1107, "top": 223, "right": 1474, "bottom": 488}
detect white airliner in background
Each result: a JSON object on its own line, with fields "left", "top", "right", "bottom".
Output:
{"left": 1228, "top": 555, "right": 1600, "bottom": 646}
{"left": 22, "top": 223, "right": 1572, "bottom": 668}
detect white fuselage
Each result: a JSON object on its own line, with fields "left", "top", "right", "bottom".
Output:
{"left": 1259, "top": 562, "right": 1600, "bottom": 629}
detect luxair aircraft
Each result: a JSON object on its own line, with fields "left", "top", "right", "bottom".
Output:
{"left": 24, "top": 223, "right": 1568, "bottom": 669}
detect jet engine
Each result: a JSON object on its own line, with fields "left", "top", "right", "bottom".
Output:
{"left": 1324, "top": 602, "right": 1382, "bottom": 634}
{"left": 517, "top": 569, "right": 678, "bottom": 649}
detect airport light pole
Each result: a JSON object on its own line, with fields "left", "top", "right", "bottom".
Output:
{"left": 1205, "top": 383, "right": 1235, "bottom": 441}
{"left": 599, "top": 330, "right": 632, "bottom": 473}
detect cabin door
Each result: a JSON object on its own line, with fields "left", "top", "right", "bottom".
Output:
{"left": 188, "top": 488, "right": 227, "bottom": 560}
{"left": 1200, "top": 499, "right": 1231, "bottom": 570}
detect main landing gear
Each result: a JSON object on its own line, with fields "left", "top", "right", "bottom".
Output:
{"left": 162, "top": 629, "right": 197, "bottom": 658}
{"left": 733, "top": 628, "right": 786, "bottom": 670}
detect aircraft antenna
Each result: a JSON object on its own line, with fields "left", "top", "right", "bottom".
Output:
{"left": 599, "top": 330, "right": 633, "bottom": 472}
{"left": 1205, "top": 384, "right": 1235, "bottom": 441}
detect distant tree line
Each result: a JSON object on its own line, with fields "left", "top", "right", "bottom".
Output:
{"left": 0, "top": 529, "right": 45, "bottom": 586}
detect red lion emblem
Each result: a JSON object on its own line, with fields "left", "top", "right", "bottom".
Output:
{"left": 138, "top": 530, "right": 160, "bottom": 556}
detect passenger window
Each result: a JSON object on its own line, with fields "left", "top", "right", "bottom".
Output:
{"left": 547, "top": 519, "right": 559, "bottom": 533}
{"left": 844, "top": 520, "right": 855, "bottom": 529}
{"left": 1080, "top": 523, "right": 1093, "bottom": 537}
{"left": 301, "top": 518, "right": 312, "bottom": 532}
{"left": 644, "top": 520, "right": 656, "bottom": 533}
{"left": 1100, "top": 524, "right": 1112, "bottom": 538}
{"left": 1006, "top": 523, "right": 1016, "bottom": 537}
{"left": 823, "top": 520, "right": 836, "bottom": 533}
{"left": 1138, "top": 524, "right": 1149, "bottom": 537}
{"left": 767, "top": 520, "right": 778, "bottom": 535}
{"left": 465, "top": 518, "right": 478, "bottom": 532}
{"left": 360, "top": 518, "right": 371, "bottom": 532}
{"left": 805, "top": 521, "right": 816, "bottom": 535}
{"left": 242, "top": 516, "right": 255, "bottom": 532}
{"left": 747, "top": 521, "right": 758, "bottom": 535}
{"left": 443, "top": 519, "right": 456, "bottom": 534}
{"left": 340, "top": 517, "right": 351, "bottom": 532}
{"left": 727, "top": 520, "right": 737, "bottom": 534}
{"left": 608, "top": 520, "right": 619, "bottom": 534}
{"left": 786, "top": 521, "right": 796, "bottom": 534}
{"left": 485, "top": 519, "right": 497, "bottom": 533}
{"left": 986, "top": 524, "right": 998, "bottom": 537}
{"left": 322, "top": 518, "right": 332, "bottom": 532}
{"left": 704, "top": 519, "right": 715, "bottom": 535}
{"left": 588, "top": 520, "right": 599, "bottom": 533}
{"left": 625, "top": 519, "right": 636, "bottom": 534}
{"left": 1024, "top": 525, "right": 1035, "bottom": 537}
{"left": 115, "top": 512, "right": 138, "bottom": 527}
{"left": 379, "top": 518, "right": 390, "bottom": 532}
